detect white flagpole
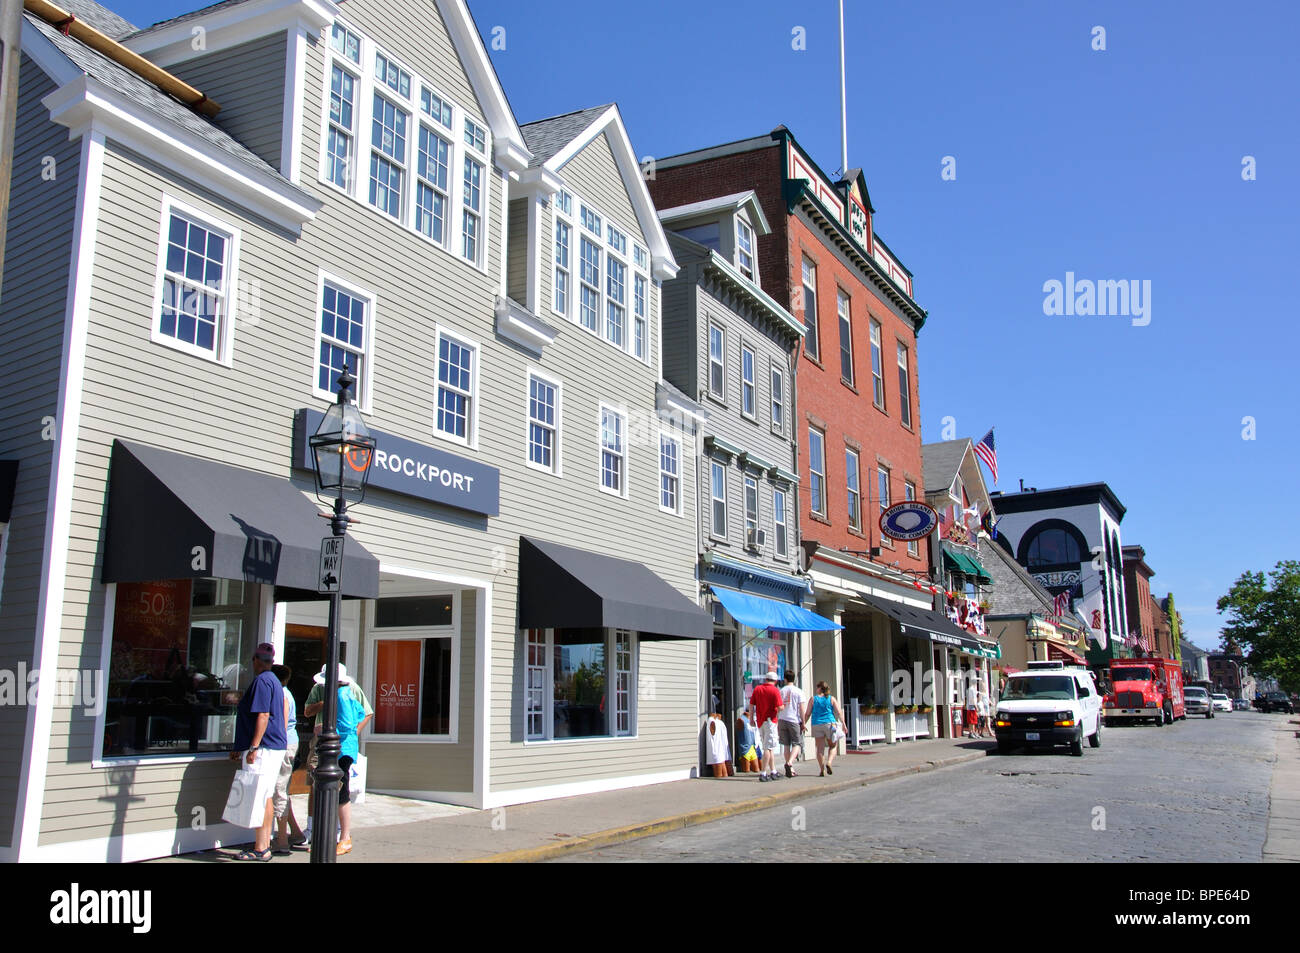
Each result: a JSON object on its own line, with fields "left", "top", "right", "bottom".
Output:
{"left": 839, "top": 0, "right": 848, "bottom": 175}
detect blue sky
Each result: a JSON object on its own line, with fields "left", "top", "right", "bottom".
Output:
{"left": 114, "top": 0, "right": 1300, "bottom": 648}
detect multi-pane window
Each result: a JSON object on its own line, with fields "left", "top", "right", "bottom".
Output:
{"left": 525, "top": 629, "right": 546, "bottom": 740}
{"left": 870, "top": 319, "right": 885, "bottom": 408}
{"left": 809, "top": 428, "right": 826, "bottom": 516}
{"left": 837, "top": 290, "right": 854, "bottom": 384}
{"left": 744, "top": 476, "right": 759, "bottom": 545}
{"left": 157, "top": 208, "right": 233, "bottom": 360}
{"left": 375, "top": 51, "right": 410, "bottom": 97}
{"left": 421, "top": 88, "right": 452, "bottom": 128}
{"left": 846, "top": 448, "right": 861, "bottom": 530}
{"left": 331, "top": 22, "right": 360, "bottom": 62}
{"left": 525, "top": 628, "right": 635, "bottom": 740}
{"left": 327, "top": 64, "right": 356, "bottom": 188}
{"left": 710, "top": 461, "right": 727, "bottom": 537}
{"left": 317, "top": 280, "right": 369, "bottom": 402}
{"left": 464, "top": 117, "right": 487, "bottom": 153}
{"left": 614, "top": 630, "right": 633, "bottom": 735}
{"left": 741, "top": 344, "right": 756, "bottom": 418}
{"left": 897, "top": 342, "right": 912, "bottom": 428}
{"left": 606, "top": 255, "right": 626, "bottom": 347}
{"left": 436, "top": 332, "right": 475, "bottom": 443}
{"left": 770, "top": 364, "right": 784, "bottom": 434}
{"left": 877, "top": 467, "right": 891, "bottom": 520}
{"left": 579, "top": 236, "right": 601, "bottom": 332}
{"left": 462, "top": 156, "right": 483, "bottom": 263}
{"left": 415, "top": 126, "right": 449, "bottom": 242}
{"left": 709, "top": 324, "right": 725, "bottom": 400}
{"left": 633, "top": 273, "right": 648, "bottom": 361}
{"left": 801, "top": 257, "right": 819, "bottom": 360}
{"left": 554, "top": 219, "right": 571, "bottom": 314}
{"left": 660, "top": 434, "right": 680, "bottom": 513}
{"left": 905, "top": 481, "right": 918, "bottom": 556}
{"left": 774, "top": 488, "right": 788, "bottom": 557}
{"left": 600, "top": 407, "right": 626, "bottom": 494}
{"left": 736, "top": 217, "right": 755, "bottom": 278}
{"left": 528, "top": 374, "right": 558, "bottom": 472}
{"left": 369, "top": 93, "right": 407, "bottom": 219}
{"left": 581, "top": 205, "right": 601, "bottom": 234}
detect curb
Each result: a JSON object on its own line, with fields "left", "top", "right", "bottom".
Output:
{"left": 465, "top": 748, "right": 989, "bottom": 863}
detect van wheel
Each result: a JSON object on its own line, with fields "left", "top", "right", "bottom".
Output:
{"left": 1070, "top": 736, "right": 1083, "bottom": 757}
{"left": 1089, "top": 726, "right": 1101, "bottom": 748}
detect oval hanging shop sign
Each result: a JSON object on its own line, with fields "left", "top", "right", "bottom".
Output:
{"left": 293, "top": 409, "right": 499, "bottom": 517}
{"left": 879, "top": 501, "right": 939, "bottom": 541}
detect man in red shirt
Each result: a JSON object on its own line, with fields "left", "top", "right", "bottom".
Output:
{"left": 751, "top": 672, "right": 785, "bottom": 782}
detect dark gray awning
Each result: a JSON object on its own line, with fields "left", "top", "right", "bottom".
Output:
{"left": 103, "top": 440, "right": 379, "bottom": 598}
{"left": 858, "top": 593, "right": 994, "bottom": 654}
{"left": 518, "top": 536, "right": 711, "bottom": 640}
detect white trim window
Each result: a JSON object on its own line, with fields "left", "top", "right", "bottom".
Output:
{"left": 801, "top": 256, "right": 819, "bottom": 360}
{"left": 152, "top": 199, "right": 239, "bottom": 365}
{"left": 462, "top": 117, "right": 488, "bottom": 265}
{"left": 325, "top": 24, "right": 360, "bottom": 190}
{"left": 710, "top": 460, "right": 727, "bottom": 538}
{"left": 837, "top": 289, "right": 854, "bottom": 385}
{"left": 599, "top": 405, "right": 627, "bottom": 496}
{"left": 870, "top": 318, "right": 886, "bottom": 409}
{"left": 578, "top": 232, "right": 601, "bottom": 333}
{"left": 770, "top": 362, "right": 784, "bottom": 435}
{"left": 897, "top": 341, "right": 912, "bottom": 429}
{"left": 773, "top": 487, "right": 789, "bottom": 558}
{"left": 877, "top": 466, "right": 891, "bottom": 520}
{"left": 523, "top": 627, "right": 637, "bottom": 741}
{"left": 435, "top": 329, "right": 477, "bottom": 446}
{"left": 414, "top": 107, "right": 451, "bottom": 244}
{"left": 367, "top": 593, "right": 459, "bottom": 742}
{"left": 527, "top": 372, "right": 560, "bottom": 474}
{"left": 633, "top": 245, "right": 650, "bottom": 361}
{"left": 740, "top": 343, "right": 756, "bottom": 419}
{"left": 808, "top": 427, "right": 826, "bottom": 517}
{"left": 659, "top": 432, "right": 681, "bottom": 514}
{"left": 846, "top": 448, "right": 861, "bottom": 531}
{"left": 736, "top": 216, "right": 756, "bottom": 279}
{"left": 369, "top": 83, "right": 409, "bottom": 220}
{"left": 314, "top": 273, "right": 374, "bottom": 410}
{"left": 605, "top": 226, "right": 627, "bottom": 348}
{"left": 553, "top": 208, "right": 572, "bottom": 316}
{"left": 905, "top": 481, "right": 919, "bottom": 557}
{"left": 708, "top": 323, "right": 726, "bottom": 401}
{"left": 744, "top": 475, "right": 759, "bottom": 545}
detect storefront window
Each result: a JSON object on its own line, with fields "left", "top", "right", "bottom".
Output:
{"left": 554, "top": 628, "right": 606, "bottom": 738}
{"left": 523, "top": 627, "right": 636, "bottom": 740}
{"left": 371, "top": 595, "right": 456, "bottom": 737}
{"left": 740, "top": 628, "right": 787, "bottom": 703}
{"left": 105, "top": 579, "right": 261, "bottom": 757}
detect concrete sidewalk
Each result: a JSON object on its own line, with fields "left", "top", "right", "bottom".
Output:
{"left": 165, "top": 735, "right": 994, "bottom": 863}
{"left": 1263, "top": 716, "right": 1300, "bottom": 863}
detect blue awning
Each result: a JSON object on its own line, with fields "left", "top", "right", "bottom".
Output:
{"left": 711, "top": 587, "right": 843, "bottom": 633}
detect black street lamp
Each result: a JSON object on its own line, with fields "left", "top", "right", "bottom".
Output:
{"left": 308, "top": 365, "right": 374, "bottom": 864}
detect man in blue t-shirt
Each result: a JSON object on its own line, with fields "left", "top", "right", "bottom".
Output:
{"left": 229, "top": 642, "right": 287, "bottom": 860}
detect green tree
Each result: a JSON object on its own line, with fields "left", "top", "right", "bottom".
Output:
{"left": 1217, "top": 560, "right": 1300, "bottom": 693}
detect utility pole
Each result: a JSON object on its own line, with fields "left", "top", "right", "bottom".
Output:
{"left": 0, "top": 0, "right": 24, "bottom": 311}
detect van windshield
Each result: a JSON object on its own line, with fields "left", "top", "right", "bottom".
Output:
{"left": 1001, "top": 676, "right": 1076, "bottom": 701}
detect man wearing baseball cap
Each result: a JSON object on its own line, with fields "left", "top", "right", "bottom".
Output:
{"left": 750, "top": 671, "right": 785, "bottom": 783}
{"left": 229, "top": 642, "right": 287, "bottom": 861}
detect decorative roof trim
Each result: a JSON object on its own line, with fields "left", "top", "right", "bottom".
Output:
{"left": 701, "top": 249, "right": 804, "bottom": 341}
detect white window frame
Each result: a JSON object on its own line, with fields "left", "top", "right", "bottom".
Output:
{"left": 150, "top": 197, "right": 241, "bottom": 367}
{"left": 552, "top": 194, "right": 573, "bottom": 319}
{"left": 461, "top": 127, "right": 487, "bottom": 266}
{"left": 740, "top": 342, "right": 757, "bottom": 420}
{"left": 870, "top": 318, "right": 886, "bottom": 409}
{"left": 523, "top": 627, "right": 638, "bottom": 742}
{"left": 364, "top": 592, "right": 461, "bottom": 743}
{"left": 659, "top": 430, "right": 681, "bottom": 515}
{"left": 632, "top": 248, "right": 650, "bottom": 363}
{"left": 878, "top": 466, "right": 891, "bottom": 525}
{"left": 801, "top": 256, "right": 819, "bottom": 361}
{"left": 744, "top": 475, "right": 759, "bottom": 544}
{"left": 846, "top": 448, "right": 861, "bottom": 531}
{"left": 525, "top": 369, "right": 562, "bottom": 476}
{"left": 809, "top": 427, "right": 826, "bottom": 517}
{"left": 317, "top": 19, "right": 491, "bottom": 273}
{"left": 837, "top": 289, "right": 854, "bottom": 385}
{"left": 413, "top": 120, "right": 453, "bottom": 248}
{"left": 708, "top": 322, "right": 726, "bottom": 402}
{"left": 312, "top": 271, "right": 376, "bottom": 412}
{"left": 367, "top": 85, "right": 410, "bottom": 222}
{"left": 897, "top": 340, "right": 912, "bottom": 429}
{"left": 773, "top": 488, "right": 788, "bottom": 558}
{"left": 736, "top": 215, "right": 756, "bottom": 280}
{"left": 433, "top": 327, "right": 479, "bottom": 448}
{"left": 324, "top": 44, "right": 360, "bottom": 192}
{"left": 769, "top": 362, "right": 784, "bottom": 435}
{"left": 598, "top": 403, "right": 628, "bottom": 498}
{"left": 905, "top": 481, "right": 919, "bottom": 557}
{"left": 710, "top": 460, "right": 728, "bottom": 539}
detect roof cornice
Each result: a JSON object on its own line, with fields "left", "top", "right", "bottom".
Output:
{"left": 121, "top": 0, "right": 337, "bottom": 67}
{"left": 701, "top": 249, "right": 804, "bottom": 342}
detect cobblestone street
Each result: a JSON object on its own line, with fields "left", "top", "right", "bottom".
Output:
{"left": 562, "top": 712, "right": 1280, "bottom": 862}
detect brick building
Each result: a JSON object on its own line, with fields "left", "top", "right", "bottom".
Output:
{"left": 1122, "top": 544, "right": 1157, "bottom": 655}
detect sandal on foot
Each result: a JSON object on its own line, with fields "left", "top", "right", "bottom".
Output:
{"left": 336, "top": 839, "right": 353, "bottom": 856}
{"left": 235, "top": 848, "right": 271, "bottom": 862}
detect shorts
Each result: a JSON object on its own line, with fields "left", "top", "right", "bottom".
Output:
{"left": 758, "top": 720, "right": 779, "bottom": 751}
{"left": 273, "top": 737, "right": 299, "bottom": 819}
{"left": 339, "top": 755, "right": 354, "bottom": 806}
{"left": 305, "top": 731, "right": 319, "bottom": 780}
{"left": 811, "top": 722, "right": 837, "bottom": 740}
{"left": 965, "top": 708, "right": 979, "bottom": 726}
{"left": 778, "top": 720, "right": 802, "bottom": 746}
{"left": 232, "top": 748, "right": 284, "bottom": 826}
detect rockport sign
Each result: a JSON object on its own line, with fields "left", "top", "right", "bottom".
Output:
{"left": 293, "top": 409, "right": 500, "bottom": 516}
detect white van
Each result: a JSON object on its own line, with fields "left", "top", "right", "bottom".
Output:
{"left": 994, "top": 662, "right": 1103, "bottom": 756}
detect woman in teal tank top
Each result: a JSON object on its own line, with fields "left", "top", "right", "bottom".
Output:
{"left": 802, "top": 681, "right": 846, "bottom": 777}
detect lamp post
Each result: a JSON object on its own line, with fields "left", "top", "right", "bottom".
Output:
{"left": 307, "top": 365, "right": 374, "bottom": 864}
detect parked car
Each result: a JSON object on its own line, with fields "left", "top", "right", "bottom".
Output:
{"left": 1233, "top": 698, "right": 1250, "bottom": 711}
{"left": 1184, "top": 686, "right": 1214, "bottom": 718}
{"left": 1211, "top": 693, "right": 1232, "bottom": 713}
{"left": 1256, "top": 692, "right": 1294, "bottom": 714}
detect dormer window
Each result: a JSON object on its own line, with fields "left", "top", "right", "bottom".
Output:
{"left": 736, "top": 217, "right": 755, "bottom": 279}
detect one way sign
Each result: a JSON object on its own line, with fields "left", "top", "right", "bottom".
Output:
{"left": 318, "top": 537, "right": 346, "bottom": 593}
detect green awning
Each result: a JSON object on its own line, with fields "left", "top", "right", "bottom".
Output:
{"left": 943, "top": 549, "right": 992, "bottom": 585}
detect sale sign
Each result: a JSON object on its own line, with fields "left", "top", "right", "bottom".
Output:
{"left": 375, "top": 640, "right": 421, "bottom": 734}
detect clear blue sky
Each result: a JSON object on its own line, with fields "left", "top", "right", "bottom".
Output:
{"left": 114, "top": 0, "right": 1300, "bottom": 649}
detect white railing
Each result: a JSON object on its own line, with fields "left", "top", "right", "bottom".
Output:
{"left": 894, "top": 711, "right": 931, "bottom": 740}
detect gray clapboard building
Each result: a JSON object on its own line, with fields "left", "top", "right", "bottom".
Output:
{"left": 0, "top": 0, "right": 708, "bottom": 862}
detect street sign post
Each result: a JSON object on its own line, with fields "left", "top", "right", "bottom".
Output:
{"left": 318, "top": 536, "right": 345, "bottom": 594}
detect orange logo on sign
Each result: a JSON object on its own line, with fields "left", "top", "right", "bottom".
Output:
{"left": 345, "top": 447, "right": 371, "bottom": 472}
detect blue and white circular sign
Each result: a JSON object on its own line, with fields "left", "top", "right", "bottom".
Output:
{"left": 879, "top": 501, "right": 939, "bottom": 541}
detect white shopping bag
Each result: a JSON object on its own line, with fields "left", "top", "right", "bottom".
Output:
{"left": 222, "top": 752, "right": 278, "bottom": 827}
{"left": 348, "top": 754, "right": 367, "bottom": 806}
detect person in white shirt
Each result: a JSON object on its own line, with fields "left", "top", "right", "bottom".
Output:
{"left": 778, "top": 670, "right": 807, "bottom": 778}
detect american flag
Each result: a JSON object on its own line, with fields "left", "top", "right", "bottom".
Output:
{"left": 1046, "top": 590, "right": 1070, "bottom": 623}
{"left": 974, "top": 429, "right": 998, "bottom": 485}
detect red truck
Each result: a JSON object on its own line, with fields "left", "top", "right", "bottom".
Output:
{"left": 1103, "top": 657, "right": 1184, "bottom": 726}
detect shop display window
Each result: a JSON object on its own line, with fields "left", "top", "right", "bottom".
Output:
{"left": 371, "top": 595, "right": 456, "bottom": 738}
{"left": 104, "top": 578, "right": 261, "bottom": 757}
{"left": 523, "top": 627, "right": 636, "bottom": 741}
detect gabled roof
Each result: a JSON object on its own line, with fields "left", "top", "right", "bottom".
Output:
{"left": 127, "top": 0, "right": 252, "bottom": 38}
{"left": 922, "top": 438, "right": 970, "bottom": 496}
{"left": 57, "top": 0, "right": 138, "bottom": 40}
{"left": 657, "top": 189, "right": 770, "bottom": 236}
{"left": 518, "top": 103, "right": 677, "bottom": 281}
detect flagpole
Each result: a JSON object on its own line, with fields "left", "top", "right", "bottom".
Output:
{"left": 838, "top": 0, "right": 848, "bottom": 175}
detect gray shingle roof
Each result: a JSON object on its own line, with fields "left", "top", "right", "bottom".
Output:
{"left": 125, "top": 0, "right": 253, "bottom": 39}
{"left": 27, "top": 11, "right": 297, "bottom": 193}
{"left": 56, "top": 0, "right": 138, "bottom": 40}
{"left": 922, "top": 438, "right": 970, "bottom": 496}
{"left": 520, "top": 104, "right": 613, "bottom": 169}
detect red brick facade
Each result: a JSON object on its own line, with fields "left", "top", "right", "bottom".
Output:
{"left": 650, "top": 133, "right": 928, "bottom": 578}
{"left": 1122, "top": 545, "right": 1157, "bottom": 654}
